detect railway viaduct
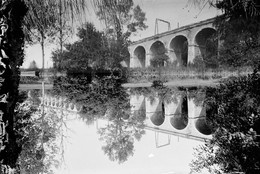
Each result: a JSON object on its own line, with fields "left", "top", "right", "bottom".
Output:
{"left": 128, "top": 17, "right": 217, "bottom": 68}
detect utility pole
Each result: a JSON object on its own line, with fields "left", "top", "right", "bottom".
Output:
{"left": 154, "top": 18, "right": 171, "bottom": 35}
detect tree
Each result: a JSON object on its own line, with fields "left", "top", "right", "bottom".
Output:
{"left": 0, "top": 0, "right": 87, "bottom": 172}
{"left": 0, "top": 0, "right": 27, "bottom": 172}
{"left": 93, "top": 0, "right": 148, "bottom": 66}
{"left": 97, "top": 88, "right": 145, "bottom": 164}
{"left": 23, "top": 0, "right": 88, "bottom": 71}
{"left": 190, "top": 68, "right": 260, "bottom": 174}
{"left": 189, "top": 0, "right": 260, "bottom": 68}
{"left": 188, "top": 0, "right": 260, "bottom": 18}
{"left": 14, "top": 92, "right": 58, "bottom": 174}
{"left": 52, "top": 22, "right": 128, "bottom": 73}
{"left": 52, "top": 74, "right": 146, "bottom": 164}
{"left": 98, "top": 119, "right": 145, "bottom": 164}
{"left": 24, "top": 1, "right": 58, "bottom": 71}
{"left": 150, "top": 53, "right": 169, "bottom": 68}
{"left": 94, "top": 1, "right": 147, "bottom": 38}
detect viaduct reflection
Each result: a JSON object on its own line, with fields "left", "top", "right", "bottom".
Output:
{"left": 130, "top": 91, "right": 212, "bottom": 141}
{"left": 38, "top": 88, "right": 212, "bottom": 142}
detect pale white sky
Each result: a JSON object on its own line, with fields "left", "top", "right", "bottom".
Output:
{"left": 23, "top": 0, "right": 219, "bottom": 69}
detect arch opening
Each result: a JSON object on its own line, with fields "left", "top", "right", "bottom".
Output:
{"left": 195, "top": 28, "right": 217, "bottom": 60}
{"left": 133, "top": 46, "right": 146, "bottom": 68}
{"left": 195, "top": 118, "right": 212, "bottom": 135}
{"left": 170, "top": 95, "right": 188, "bottom": 130}
{"left": 150, "top": 41, "right": 168, "bottom": 67}
{"left": 150, "top": 101, "right": 165, "bottom": 126}
{"left": 170, "top": 35, "right": 188, "bottom": 67}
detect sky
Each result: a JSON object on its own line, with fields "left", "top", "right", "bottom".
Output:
{"left": 23, "top": 0, "right": 219, "bottom": 69}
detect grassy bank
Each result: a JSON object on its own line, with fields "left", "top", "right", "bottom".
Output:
{"left": 127, "top": 66, "right": 253, "bottom": 83}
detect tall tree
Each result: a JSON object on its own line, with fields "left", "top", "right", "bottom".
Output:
{"left": 0, "top": 0, "right": 27, "bottom": 172}
{"left": 50, "top": 0, "right": 87, "bottom": 74}
{"left": 0, "top": 0, "right": 88, "bottom": 172}
{"left": 92, "top": 0, "right": 148, "bottom": 66}
{"left": 24, "top": 0, "right": 87, "bottom": 70}
{"left": 24, "top": 1, "right": 58, "bottom": 71}
{"left": 52, "top": 22, "right": 119, "bottom": 73}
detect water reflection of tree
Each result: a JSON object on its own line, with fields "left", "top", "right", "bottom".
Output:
{"left": 98, "top": 116, "right": 145, "bottom": 164}
{"left": 52, "top": 75, "right": 146, "bottom": 163}
{"left": 15, "top": 91, "right": 59, "bottom": 174}
{"left": 129, "top": 86, "right": 180, "bottom": 105}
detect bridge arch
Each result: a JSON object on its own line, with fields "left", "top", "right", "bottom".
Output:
{"left": 169, "top": 35, "right": 188, "bottom": 67}
{"left": 195, "top": 118, "right": 212, "bottom": 135}
{"left": 149, "top": 40, "right": 167, "bottom": 67}
{"left": 194, "top": 27, "right": 217, "bottom": 60}
{"left": 170, "top": 95, "right": 188, "bottom": 130}
{"left": 133, "top": 45, "right": 146, "bottom": 68}
{"left": 150, "top": 101, "right": 165, "bottom": 126}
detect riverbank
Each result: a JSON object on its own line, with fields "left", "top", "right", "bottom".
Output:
{"left": 122, "top": 79, "right": 219, "bottom": 88}
{"left": 19, "top": 78, "right": 220, "bottom": 90}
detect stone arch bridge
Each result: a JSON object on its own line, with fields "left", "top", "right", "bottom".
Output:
{"left": 128, "top": 17, "right": 217, "bottom": 68}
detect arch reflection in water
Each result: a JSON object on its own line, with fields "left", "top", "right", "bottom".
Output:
{"left": 130, "top": 91, "right": 212, "bottom": 141}
{"left": 145, "top": 96, "right": 165, "bottom": 126}
{"left": 150, "top": 101, "right": 165, "bottom": 126}
{"left": 170, "top": 94, "right": 188, "bottom": 130}
{"left": 195, "top": 107, "right": 212, "bottom": 135}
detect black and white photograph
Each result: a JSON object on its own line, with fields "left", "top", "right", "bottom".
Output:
{"left": 0, "top": 0, "right": 260, "bottom": 174}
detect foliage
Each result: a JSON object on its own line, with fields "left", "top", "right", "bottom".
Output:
{"left": 14, "top": 92, "right": 60, "bottom": 174}
{"left": 93, "top": 0, "right": 148, "bottom": 65}
{"left": 215, "top": 15, "right": 260, "bottom": 68}
{"left": 20, "top": 76, "right": 41, "bottom": 84}
{"left": 98, "top": 116, "right": 145, "bottom": 164}
{"left": 128, "top": 66, "right": 249, "bottom": 83}
{"left": 190, "top": 0, "right": 260, "bottom": 68}
{"left": 52, "top": 75, "right": 146, "bottom": 163}
{"left": 95, "top": 1, "right": 147, "bottom": 37}
{"left": 52, "top": 22, "right": 125, "bottom": 73}
{"left": 150, "top": 53, "right": 170, "bottom": 68}
{"left": 0, "top": 0, "right": 27, "bottom": 171}
{"left": 190, "top": 68, "right": 260, "bottom": 174}
{"left": 24, "top": 0, "right": 87, "bottom": 42}
{"left": 24, "top": 1, "right": 57, "bottom": 43}
{"left": 189, "top": 0, "right": 260, "bottom": 18}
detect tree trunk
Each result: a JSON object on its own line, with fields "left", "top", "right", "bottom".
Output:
{"left": 59, "top": 0, "right": 63, "bottom": 54}
{"left": 0, "top": 0, "right": 27, "bottom": 173}
{"left": 41, "top": 34, "right": 45, "bottom": 73}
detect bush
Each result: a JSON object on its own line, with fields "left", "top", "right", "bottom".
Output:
{"left": 20, "top": 76, "right": 41, "bottom": 84}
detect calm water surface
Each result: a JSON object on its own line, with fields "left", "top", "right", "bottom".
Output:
{"left": 30, "top": 78, "right": 212, "bottom": 174}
